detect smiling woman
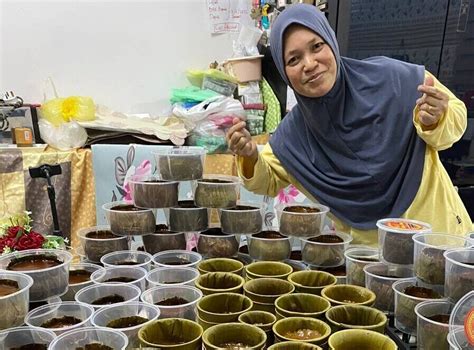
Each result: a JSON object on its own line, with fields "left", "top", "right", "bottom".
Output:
{"left": 283, "top": 25, "right": 337, "bottom": 98}
{"left": 226, "top": 3, "right": 472, "bottom": 245}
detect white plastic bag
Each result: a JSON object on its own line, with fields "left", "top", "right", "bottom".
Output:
{"left": 38, "top": 119, "right": 87, "bottom": 150}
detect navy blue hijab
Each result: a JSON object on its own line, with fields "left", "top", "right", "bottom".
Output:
{"left": 269, "top": 4, "right": 426, "bottom": 230}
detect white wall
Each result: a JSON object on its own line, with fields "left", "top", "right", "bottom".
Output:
{"left": 0, "top": 0, "right": 238, "bottom": 113}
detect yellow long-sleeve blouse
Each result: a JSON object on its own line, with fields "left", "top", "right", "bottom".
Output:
{"left": 237, "top": 71, "right": 472, "bottom": 246}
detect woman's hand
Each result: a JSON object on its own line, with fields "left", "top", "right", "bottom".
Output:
{"left": 226, "top": 117, "right": 258, "bottom": 160}
{"left": 416, "top": 75, "right": 449, "bottom": 129}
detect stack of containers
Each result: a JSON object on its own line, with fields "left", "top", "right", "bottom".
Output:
{"left": 375, "top": 218, "right": 444, "bottom": 337}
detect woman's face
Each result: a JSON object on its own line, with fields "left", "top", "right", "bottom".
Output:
{"left": 283, "top": 25, "right": 337, "bottom": 98}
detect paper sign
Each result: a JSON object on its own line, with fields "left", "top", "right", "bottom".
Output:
{"left": 207, "top": 0, "right": 252, "bottom": 34}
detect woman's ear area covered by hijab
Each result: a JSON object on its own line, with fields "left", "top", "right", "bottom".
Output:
{"left": 283, "top": 24, "right": 338, "bottom": 98}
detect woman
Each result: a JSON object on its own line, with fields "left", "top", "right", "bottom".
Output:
{"left": 226, "top": 4, "right": 471, "bottom": 245}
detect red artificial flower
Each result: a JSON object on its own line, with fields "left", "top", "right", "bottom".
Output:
{"left": 0, "top": 237, "right": 17, "bottom": 251}
{"left": 14, "top": 231, "right": 45, "bottom": 251}
{"left": 6, "top": 226, "right": 23, "bottom": 239}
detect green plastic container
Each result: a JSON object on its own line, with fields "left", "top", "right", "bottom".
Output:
{"left": 325, "top": 305, "right": 387, "bottom": 333}
{"left": 202, "top": 322, "right": 267, "bottom": 350}
{"left": 328, "top": 329, "right": 397, "bottom": 350}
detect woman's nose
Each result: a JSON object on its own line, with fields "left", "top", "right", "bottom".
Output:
{"left": 303, "top": 53, "right": 318, "bottom": 72}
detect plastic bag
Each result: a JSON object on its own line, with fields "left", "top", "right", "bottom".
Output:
{"left": 40, "top": 96, "right": 95, "bottom": 126}
{"left": 38, "top": 119, "right": 87, "bottom": 150}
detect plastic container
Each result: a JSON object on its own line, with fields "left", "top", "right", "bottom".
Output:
{"left": 62, "top": 262, "right": 105, "bottom": 301}
{"left": 202, "top": 322, "right": 267, "bottom": 350}
{"left": 100, "top": 250, "right": 153, "bottom": 271}
{"left": 444, "top": 248, "right": 474, "bottom": 302}
{"left": 78, "top": 225, "right": 129, "bottom": 263}
{"left": 321, "top": 285, "right": 376, "bottom": 307}
{"left": 448, "top": 291, "right": 474, "bottom": 350}
{"left": 0, "top": 271, "right": 33, "bottom": 330}
{"left": 325, "top": 304, "right": 388, "bottom": 333}
{"left": 166, "top": 200, "right": 209, "bottom": 232}
{"left": 219, "top": 201, "right": 265, "bottom": 234}
{"left": 223, "top": 55, "right": 264, "bottom": 83}
{"left": 415, "top": 300, "right": 454, "bottom": 350}
{"left": 152, "top": 249, "right": 202, "bottom": 268}
{"left": 377, "top": 218, "right": 431, "bottom": 265}
{"left": 25, "top": 301, "right": 94, "bottom": 335}
{"left": 275, "top": 293, "right": 331, "bottom": 319}
{"left": 327, "top": 329, "right": 397, "bottom": 350}
{"left": 197, "top": 227, "right": 239, "bottom": 258}
{"left": 129, "top": 175, "right": 178, "bottom": 209}
{"left": 197, "top": 293, "right": 253, "bottom": 323}
{"left": 91, "top": 302, "right": 160, "bottom": 349}
{"left": 141, "top": 227, "right": 187, "bottom": 254}
{"left": 90, "top": 266, "right": 147, "bottom": 291}
{"left": 302, "top": 231, "right": 353, "bottom": 267}
{"left": 140, "top": 285, "right": 203, "bottom": 320}
{"left": 245, "top": 261, "right": 293, "bottom": 280}
{"left": 202, "top": 75, "right": 237, "bottom": 96}
{"left": 288, "top": 270, "right": 337, "bottom": 296}
{"left": 195, "top": 272, "right": 245, "bottom": 295}
{"left": 146, "top": 266, "right": 200, "bottom": 287}
{"left": 102, "top": 201, "right": 156, "bottom": 236}
{"left": 197, "top": 257, "right": 244, "bottom": 275}
{"left": 48, "top": 326, "right": 128, "bottom": 350}
{"left": 0, "top": 326, "right": 56, "bottom": 349}
{"left": 74, "top": 283, "right": 141, "bottom": 310}
{"left": 153, "top": 146, "right": 206, "bottom": 181}
{"left": 364, "top": 263, "right": 414, "bottom": 313}
{"left": 194, "top": 175, "right": 241, "bottom": 208}
{"left": 392, "top": 278, "right": 444, "bottom": 335}
{"left": 248, "top": 230, "right": 292, "bottom": 261}
{"left": 243, "top": 278, "right": 295, "bottom": 304}
{"left": 139, "top": 318, "right": 203, "bottom": 349}
{"left": 0, "top": 248, "right": 72, "bottom": 302}
{"left": 413, "top": 233, "right": 470, "bottom": 291}
{"left": 345, "top": 246, "right": 379, "bottom": 286}
{"left": 273, "top": 317, "right": 331, "bottom": 345}
{"left": 276, "top": 203, "right": 330, "bottom": 238}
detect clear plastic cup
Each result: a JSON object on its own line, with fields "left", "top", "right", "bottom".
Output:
{"left": 443, "top": 248, "right": 474, "bottom": 302}
{"left": 129, "top": 175, "right": 179, "bottom": 209}
{"left": 413, "top": 233, "right": 470, "bottom": 292}
{"left": 415, "top": 300, "right": 453, "bottom": 350}
{"left": 448, "top": 291, "right": 474, "bottom": 350}
{"left": 301, "top": 231, "right": 353, "bottom": 267}
{"left": 197, "top": 227, "right": 239, "bottom": 258}
{"left": 142, "top": 228, "right": 187, "bottom": 254}
{"left": 48, "top": 326, "right": 128, "bottom": 350}
{"left": 74, "top": 283, "right": 141, "bottom": 310}
{"left": 140, "top": 285, "right": 203, "bottom": 320}
{"left": 152, "top": 249, "right": 202, "bottom": 268}
{"left": 219, "top": 201, "right": 265, "bottom": 234}
{"left": 0, "top": 248, "right": 72, "bottom": 302}
{"left": 91, "top": 266, "right": 147, "bottom": 291}
{"left": 248, "top": 230, "right": 291, "bottom": 261}
{"left": 165, "top": 200, "right": 209, "bottom": 233}
{"left": 0, "top": 271, "right": 33, "bottom": 330}
{"left": 25, "top": 301, "right": 94, "bottom": 335}
{"left": 364, "top": 263, "right": 413, "bottom": 313}
{"left": 100, "top": 250, "right": 153, "bottom": 271}
{"left": 146, "top": 266, "right": 200, "bottom": 287}
{"left": 193, "top": 175, "right": 241, "bottom": 208}
{"left": 377, "top": 218, "right": 431, "bottom": 265}
{"left": 276, "top": 203, "right": 329, "bottom": 238}
{"left": 0, "top": 326, "right": 56, "bottom": 349}
{"left": 345, "top": 246, "right": 379, "bottom": 286}
{"left": 392, "top": 278, "right": 444, "bottom": 335}
{"left": 91, "top": 301, "right": 160, "bottom": 349}
{"left": 78, "top": 225, "right": 129, "bottom": 263}
{"left": 102, "top": 201, "right": 156, "bottom": 236}
{"left": 62, "top": 262, "right": 105, "bottom": 301}
{"left": 153, "top": 146, "right": 206, "bottom": 181}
